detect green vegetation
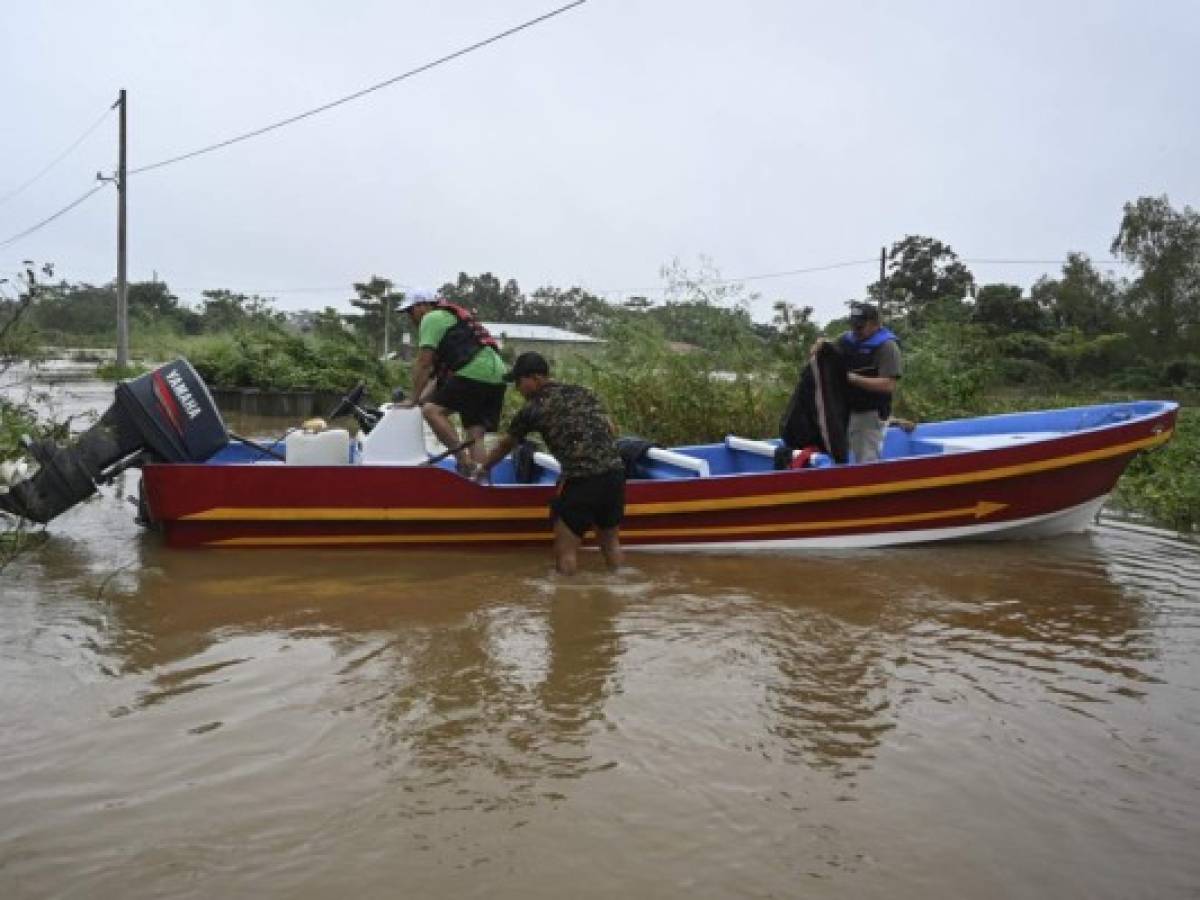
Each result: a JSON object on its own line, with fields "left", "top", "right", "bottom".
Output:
{"left": 1110, "top": 408, "right": 1199, "bottom": 532}
{"left": 2, "top": 194, "right": 1198, "bottom": 531}
{"left": 2, "top": 265, "right": 56, "bottom": 463}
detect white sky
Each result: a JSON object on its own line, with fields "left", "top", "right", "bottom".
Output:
{"left": 1, "top": 0, "right": 1197, "bottom": 325}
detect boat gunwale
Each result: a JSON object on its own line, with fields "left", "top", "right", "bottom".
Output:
{"left": 143, "top": 402, "right": 1178, "bottom": 525}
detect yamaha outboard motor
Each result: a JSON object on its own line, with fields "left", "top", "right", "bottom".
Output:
{"left": 0, "top": 358, "right": 228, "bottom": 524}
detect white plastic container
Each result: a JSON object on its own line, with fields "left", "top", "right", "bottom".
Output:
{"left": 285, "top": 428, "right": 351, "bottom": 465}
{"left": 358, "top": 407, "right": 428, "bottom": 465}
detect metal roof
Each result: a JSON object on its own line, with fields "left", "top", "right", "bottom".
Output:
{"left": 484, "top": 323, "right": 603, "bottom": 343}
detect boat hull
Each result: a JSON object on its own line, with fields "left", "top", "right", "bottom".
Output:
{"left": 140, "top": 402, "right": 1176, "bottom": 551}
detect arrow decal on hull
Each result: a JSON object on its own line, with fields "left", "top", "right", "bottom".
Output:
{"left": 204, "top": 500, "right": 1008, "bottom": 547}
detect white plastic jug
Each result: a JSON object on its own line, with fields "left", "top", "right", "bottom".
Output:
{"left": 285, "top": 428, "right": 351, "bottom": 465}
{"left": 358, "top": 407, "right": 428, "bottom": 464}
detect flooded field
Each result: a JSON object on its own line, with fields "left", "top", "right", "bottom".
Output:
{"left": 2, "top": 377, "right": 1199, "bottom": 898}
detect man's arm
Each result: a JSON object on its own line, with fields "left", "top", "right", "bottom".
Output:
{"left": 475, "top": 433, "right": 517, "bottom": 476}
{"left": 847, "top": 372, "right": 897, "bottom": 395}
{"left": 849, "top": 340, "right": 900, "bottom": 394}
{"left": 402, "top": 349, "right": 436, "bottom": 407}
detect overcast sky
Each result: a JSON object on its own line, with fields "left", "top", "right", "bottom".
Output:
{"left": 2, "top": 0, "right": 1197, "bottom": 324}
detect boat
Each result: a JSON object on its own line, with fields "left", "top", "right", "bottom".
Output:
{"left": 1, "top": 359, "right": 1177, "bottom": 550}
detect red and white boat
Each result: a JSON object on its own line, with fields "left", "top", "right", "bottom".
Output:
{"left": 2, "top": 360, "right": 1176, "bottom": 551}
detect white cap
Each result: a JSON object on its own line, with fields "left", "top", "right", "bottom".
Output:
{"left": 398, "top": 287, "right": 437, "bottom": 312}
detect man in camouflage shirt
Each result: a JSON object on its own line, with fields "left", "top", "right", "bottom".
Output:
{"left": 473, "top": 352, "right": 624, "bottom": 574}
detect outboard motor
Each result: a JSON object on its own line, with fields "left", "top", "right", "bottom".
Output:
{"left": 0, "top": 358, "right": 228, "bottom": 524}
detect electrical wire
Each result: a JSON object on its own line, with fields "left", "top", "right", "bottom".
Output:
{"left": 0, "top": 103, "right": 114, "bottom": 209}
{"left": 130, "top": 0, "right": 588, "bottom": 177}
{"left": 0, "top": 3, "right": 586, "bottom": 250}
{"left": 595, "top": 254, "right": 1134, "bottom": 297}
{"left": 0, "top": 183, "right": 111, "bottom": 250}
{"left": 0, "top": 249, "right": 1138, "bottom": 298}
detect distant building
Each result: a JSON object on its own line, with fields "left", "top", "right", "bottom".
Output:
{"left": 390, "top": 322, "right": 604, "bottom": 366}
{"left": 483, "top": 323, "right": 604, "bottom": 366}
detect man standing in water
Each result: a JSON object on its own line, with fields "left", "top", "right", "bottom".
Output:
{"left": 472, "top": 352, "right": 625, "bottom": 575}
{"left": 838, "top": 302, "right": 902, "bottom": 463}
{"left": 399, "top": 288, "right": 507, "bottom": 474}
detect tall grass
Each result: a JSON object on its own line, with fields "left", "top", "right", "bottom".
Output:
{"left": 1110, "top": 407, "right": 1199, "bottom": 532}
{"left": 556, "top": 326, "right": 792, "bottom": 445}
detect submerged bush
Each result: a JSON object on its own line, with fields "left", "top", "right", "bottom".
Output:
{"left": 1111, "top": 407, "right": 1199, "bottom": 532}
{"left": 184, "top": 327, "right": 391, "bottom": 396}
{"left": 556, "top": 324, "right": 791, "bottom": 445}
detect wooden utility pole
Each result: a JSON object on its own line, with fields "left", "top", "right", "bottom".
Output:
{"left": 115, "top": 89, "right": 129, "bottom": 368}
{"left": 878, "top": 245, "right": 887, "bottom": 315}
{"left": 382, "top": 287, "right": 391, "bottom": 360}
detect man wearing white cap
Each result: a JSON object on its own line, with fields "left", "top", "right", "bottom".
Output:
{"left": 397, "top": 288, "right": 507, "bottom": 473}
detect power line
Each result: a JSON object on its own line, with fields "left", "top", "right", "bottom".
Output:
{"left": 130, "top": 0, "right": 588, "bottom": 177}
{"left": 0, "top": 103, "right": 115, "bottom": 209}
{"left": 733, "top": 258, "right": 879, "bottom": 284}
{"left": 592, "top": 254, "right": 1135, "bottom": 297}
{"left": 0, "top": 250, "right": 1140, "bottom": 296}
{"left": 0, "top": 183, "right": 111, "bottom": 250}
{"left": 962, "top": 257, "right": 1134, "bottom": 265}
{"left": 0, "top": 3, "right": 587, "bottom": 251}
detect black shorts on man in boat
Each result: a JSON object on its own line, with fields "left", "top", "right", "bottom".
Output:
{"left": 428, "top": 374, "right": 506, "bottom": 432}
{"left": 550, "top": 469, "right": 626, "bottom": 538}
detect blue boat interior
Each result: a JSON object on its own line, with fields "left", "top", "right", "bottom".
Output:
{"left": 207, "top": 400, "right": 1175, "bottom": 486}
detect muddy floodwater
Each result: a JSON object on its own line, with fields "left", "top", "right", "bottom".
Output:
{"left": 2, "top": 377, "right": 1199, "bottom": 898}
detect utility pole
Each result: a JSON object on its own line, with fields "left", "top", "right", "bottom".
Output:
{"left": 115, "top": 90, "right": 129, "bottom": 368}
{"left": 878, "top": 245, "right": 887, "bottom": 316}
{"left": 382, "top": 284, "right": 391, "bottom": 360}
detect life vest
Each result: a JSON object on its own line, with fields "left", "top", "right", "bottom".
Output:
{"left": 778, "top": 341, "right": 850, "bottom": 464}
{"left": 432, "top": 302, "right": 499, "bottom": 378}
{"left": 838, "top": 327, "right": 899, "bottom": 418}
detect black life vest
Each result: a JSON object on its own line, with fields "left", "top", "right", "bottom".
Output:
{"left": 432, "top": 302, "right": 499, "bottom": 378}
{"left": 838, "top": 327, "right": 899, "bottom": 418}
{"left": 778, "top": 342, "right": 850, "bottom": 464}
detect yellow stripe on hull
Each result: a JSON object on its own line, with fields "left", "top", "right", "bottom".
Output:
{"left": 204, "top": 501, "right": 1008, "bottom": 547}
{"left": 182, "top": 431, "right": 1169, "bottom": 524}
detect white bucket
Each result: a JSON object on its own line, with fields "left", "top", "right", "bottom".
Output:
{"left": 285, "top": 428, "right": 351, "bottom": 465}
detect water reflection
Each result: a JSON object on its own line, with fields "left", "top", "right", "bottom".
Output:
{"left": 5, "top": 500, "right": 1200, "bottom": 897}
{"left": 7, "top": 523, "right": 1182, "bottom": 781}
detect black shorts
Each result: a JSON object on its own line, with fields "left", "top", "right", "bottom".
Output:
{"left": 427, "top": 376, "right": 506, "bottom": 431}
{"left": 550, "top": 469, "right": 626, "bottom": 538}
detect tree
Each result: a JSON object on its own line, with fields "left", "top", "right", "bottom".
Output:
{"left": 29, "top": 282, "right": 115, "bottom": 336}
{"left": 1110, "top": 195, "right": 1200, "bottom": 357}
{"left": 649, "top": 257, "right": 760, "bottom": 351}
{"left": 129, "top": 280, "right": 200, "bottom": 333}
{"left": 311, "top": 307, "right": 353, "bottom": 342}
{"left": 972, "top": 283, "right": 1047, "bottom": 333}
{"left": 347, "top": 276, "right": 401, "bottom": 355}
{"left": 199, "top": 289, "right": 283, "bottom": 333}
{"left": 1, "top": 263, "right": 50, "bottom": 370}
{"left": 1030, "top": 253, "right": 1124, "bottom": 336}
{"left": 872, "top": 235, "right": 975, "bottom": 325}
{"left": 770, "top": 300, "right": 818, "bottom": 352}
{"left": 523, "top": 286, "right": 613, "bottom": 334}
{"left": 438, "top": 272, "right": 524, "bottom": 322}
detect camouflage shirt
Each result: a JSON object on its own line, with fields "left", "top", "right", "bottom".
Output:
{"left": 507, "top": 382, "right": 622, "bottom": 479}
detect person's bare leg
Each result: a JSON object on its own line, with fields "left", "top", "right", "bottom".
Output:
{"left": 553, "top": 519, "right": 582, "bottom": 575}
{"left": 597, "top": 526, "right": 623, "bottom": 571}
{"left": 465, "top": 425, "right": 488, "bottom": 466}
{"left": 422, "top": 404, "right": 468, "bottom": 467}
